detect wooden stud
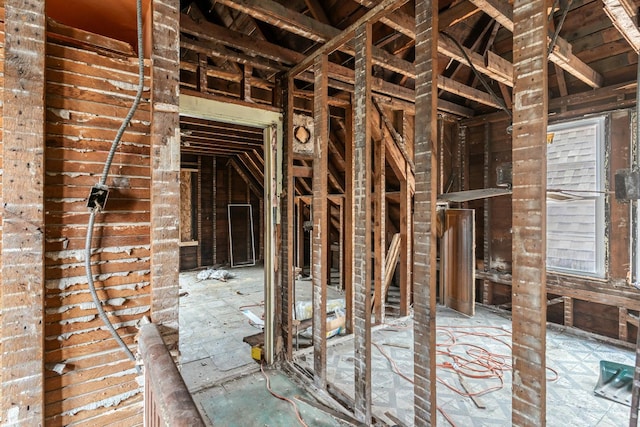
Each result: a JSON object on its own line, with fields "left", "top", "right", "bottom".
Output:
{"left": 243, "top": 64, "right": 253, "bottom": 102}
{"left": 563, "top": 296, "right": 573, "bottom": 328}
{"left": 373, "top": 132, "right": 386, "bottom": 323}
{"left": 482, "top": 123, "right": 493, "bottom": 305}
{"left": 344, "top": 102, "right": 355, "bottom": 333}
{"left": 468, "top": 0, "right": 603, "bottom": 88}
{"left": 398, "top": 110, "right": 413, "bottom": 316}
{"left": 353, "top": 22, "right": 373, "bottom": 424}
{"left": 312, "top": 54, "right": 329, "bottom": 389}
{"left": 2, "top": 0, "right": 46, "bottom": 424}
{"left": 619, "top": 307, "right": 629, "bottom": 341}
{"left": 414, "top": 0, "right": 439, "bottom": 425}
{"left": 198, "top": 54, "right": 208, "bottom": 92}
{"left": 285, "top": 76, "right": 295, "bottom": 358}
{"left": 512, "top": 0, "right": 548, "bottom": 425}
{"left": 150, "top": 0, "right": 181, "bottom": 345}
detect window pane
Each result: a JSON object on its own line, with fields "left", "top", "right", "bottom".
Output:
{"left": 547, "top": 199, "right": 597, "bottom": 273}
{"left": 546, "top": 118, "right": 604, "bottom": 277}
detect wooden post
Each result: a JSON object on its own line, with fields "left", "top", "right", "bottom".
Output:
{"left": 563, "top": 296, "right": 573, "bottom": 327}
{"left": 512, "top": 0, "right": 548, "bottom": 425}
{"left": 374, "top": 132, "right": 386, "bottom": 323}
{"left": 413, "top": 0, "right": 438, "bottom": 425}
{"left": 1, "top": 0, "right": 46, "bottom": 424}
{"left": 312, "top": 54, "right": 329, "bottom": 389}
{"left": 620, "top": 307, "right": 629, "bottom": 342}
{"left": 198, "top": 54, "right": 208, "bottom": 92}
{"left": 345, "top": 103, "right": 355, "bottom": 333}
{"left": 353, "top": 22, "right": 373, "bottom": 423}
{"left": 285, "top": 76, "right": 295, "bottom": 358}
{"left": 150, "top": 0, "right": 181, "bottom": 346}
{"left": 483, "top": 123, "right": 492, "bottom": 304}
{"left": 397, "top": 111, "right": 412, "bottom": 316}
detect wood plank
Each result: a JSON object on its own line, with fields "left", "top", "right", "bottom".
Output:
{"left": 437, "top": 75, "right": 504, "bottom": 108}
{"left": 352, "top": 22, "right": 373, "bottom": 424}
{"left": 511, "top": 1, "right": 548, "bottom": 425}
{"left": 344, "top": 101, "right": 354, "bottom": 334}
{"left": 217, "top": 0, "right": 414, "bottom": 79}
{"left": 373, "top": 130, "right": 386, "bottom": 324}
{"left": 438, "top": 35, "right": 514, "bottom": 87}
{"left": 150, "top": 0, "right": 181, "bottom": 342}
{"left": 2, "top": 1, "right": 46, "bottom": 425}
{"left": 468, "top": 0, "right": 604, "bottom": 88}
{"left": 312, "top": 54, "right": 329, "bottom": 390}
{"left": 413, "top": 0, "right": 439, "bottom": 424}
{"left": 288, "top": 0, "right": 409, "bottom": 78}
{"left": 603, "top": 0, "right": 640, "bottom": 53}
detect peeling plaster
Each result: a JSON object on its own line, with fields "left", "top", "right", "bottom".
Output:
{"left": 59, "top": 315, "right": 96, "bottom": 325}
{"left": 60, "top": 389, "right": 141, "bottom": 417}
{"left": 48, "top": 107, "right": 71, "bottom": 119}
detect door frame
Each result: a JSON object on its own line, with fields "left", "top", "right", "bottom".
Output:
{"left": 179, "top": 94, "right": 283, "bottom": 364}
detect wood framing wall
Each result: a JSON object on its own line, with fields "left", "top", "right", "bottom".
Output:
{"left": 1, "top": 0, "right": 45, "bottom": 424}
{"left": 179, "top": 154, "right": 263, "bottom": 271}
{"left": 466, "top": 110, "right": 639, "bottom": 344}
{"left": 0, "top": 1, "right": 181, "bottom": 424}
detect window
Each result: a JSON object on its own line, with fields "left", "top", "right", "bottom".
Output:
{"left": 546, "top": 117, "right": 605, "bottom": 277}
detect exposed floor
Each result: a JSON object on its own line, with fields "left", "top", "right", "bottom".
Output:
{"left": 178, "top": 264, "right": 347, "bottom": 426}
{"left": 178, "top": 265, "right": 264, "bottom": 393}
{"left": 294, "top": 305, "right": 635, "bottom": 426}
{"left": 177, "top": 269, "right": 633, "bottom": 426}
{"left": 195, "top": 368, "right": 350, "bottom": 426}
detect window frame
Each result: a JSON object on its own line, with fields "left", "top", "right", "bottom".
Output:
{"left": 546, "top": 116, "right": 606, "bottom": 278}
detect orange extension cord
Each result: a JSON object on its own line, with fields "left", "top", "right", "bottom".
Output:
{"left": 260, "top": 362, "right": 309, "bottom": 427}
{"left": 374, "top": 323, "right": 560, "bottom": 426}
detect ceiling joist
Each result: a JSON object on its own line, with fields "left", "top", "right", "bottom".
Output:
{"left": 602, "top": 0, "right": 640, "bottom": 53}
{"left": 214, "top": 0, "right": 415, "bottom": 79}
{"left": 468, "top": 0, "right": 604, "bottom": 88}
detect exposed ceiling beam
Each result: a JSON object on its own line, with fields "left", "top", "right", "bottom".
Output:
{"left": 437, "top": 75, "right": 503, "bottom": 108}
{"left": 468, "top": 0, "right": 604, "bottom": 88}
{"left": 439, "top": 1, "right": 483, "bottom": 28}
{"left": 181, "top": 13, "right": 415, "bottom": 102}
{"left": 438, "top": 35, "right": 513, "bottom": 86}
{"left": 215, "top": 0, "right": 414, "bottom": 78}
{"left": 288, "top": 0, "right": 410, "bottom": 77}
{"left": 603, "top": 0, "right": 640, "bottom": 53}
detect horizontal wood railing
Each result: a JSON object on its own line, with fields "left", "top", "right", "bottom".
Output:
{"left": 138, "top": 323, "right": 206, "bottom": 427}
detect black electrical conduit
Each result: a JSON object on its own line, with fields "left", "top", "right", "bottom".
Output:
{"left": 84, "top": 0, "right": 144, "bottom": 372}
{"left": 439, "top": 31, "right": 512, "bottom": 121}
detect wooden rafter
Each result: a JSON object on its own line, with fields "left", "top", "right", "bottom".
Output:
{"left": 468, "top": 0, "right": 604, "bottom": 88}
{"left": 215, "top": 0, "right": 414, "bottom": 79}
{"left": 603, "top": 0, "right": 640, "bottom": 53}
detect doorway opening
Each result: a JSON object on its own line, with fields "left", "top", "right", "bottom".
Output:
{"left": 177, "top": 95, "right": 281, "bottom": 391}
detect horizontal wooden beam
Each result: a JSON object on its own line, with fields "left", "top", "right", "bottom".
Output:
{"left": 603, "top": 0, "right": 640, "bottom": 53}
{"left": 216, "top": 0, "right": 414, "bottom": 79}
{"left": 288, "top": 0, "right": 409, "bottom": 78}
{"left": 438, "top": 35, "right": 513, "bottom": 87}
{"left": 437, "top": 75, "right": 503, "bottom": 108}
{"left": 468, "top": 0, "right": 603, "bottom": 88}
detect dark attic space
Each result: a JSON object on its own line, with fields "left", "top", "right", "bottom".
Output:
{"left": 2, "top": 0, "right": 640, "bottom": 426}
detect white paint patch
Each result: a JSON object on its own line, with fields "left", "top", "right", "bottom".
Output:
{"left": 59, "top": 315, "right": 96, "bottom": 325}
{"left": 154, "top": 102, "right": 180, "bottom": 113}
{"left": 61, "top": 389, "right": 142, "bottom": 417}
{"left": 7, "top": 406, "right": 20, "bottom": 424}
{"left": 107, "top": 79, "right": 150, "bottom": 92}
{"left": 48, "top": 108, "right": 71, "bottom": 119}
{"left": 107, "top": 297, "right": 127, "bottom": 306}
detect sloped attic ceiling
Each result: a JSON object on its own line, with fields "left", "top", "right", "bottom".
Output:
{"left": 178, "top": 0, "right": 640, "bottom": 118}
